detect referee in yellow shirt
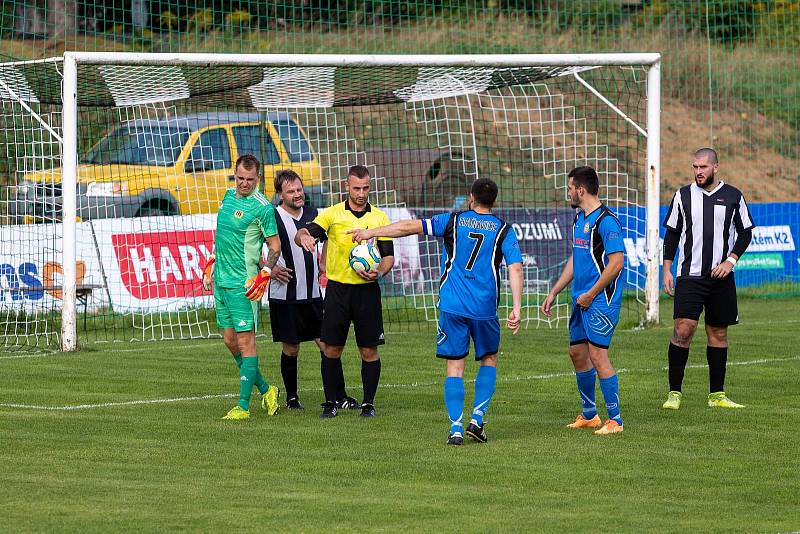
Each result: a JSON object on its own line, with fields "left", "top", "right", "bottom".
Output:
{"left": 295, "top": 165, "right": 395, "bottom": 418}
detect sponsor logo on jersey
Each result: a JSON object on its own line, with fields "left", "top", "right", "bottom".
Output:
{"left": 234, "top": 210, "right": 244, "bottom": 219}
{"left": 574, "top": 237, "right": 590, "bottom": 250}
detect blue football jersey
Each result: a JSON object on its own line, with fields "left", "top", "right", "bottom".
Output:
{"left": 572, "top": 205, "right": 625, "bottom": 308}
{"left": 423, "top": 210, "right": 523, "bottom": 320}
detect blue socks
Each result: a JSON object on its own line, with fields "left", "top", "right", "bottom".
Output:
{"left": 599, "top": 374, "right": 622, "bottom": 425}
{"left": 445, "top": 366, "right": 497, "bottom": 435}
{"left": 237, "top": 356, "right": 259, "bottom": 411}
{"left": 575, "top": 368, "right": 598, "bottom": 419}
{"left": 444, "top": 377, "right": 465, "bottom": 435}
{"left": 471, "top": 365, "right": 496, "bottom": 426}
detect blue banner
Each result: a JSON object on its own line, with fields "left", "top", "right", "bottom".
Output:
{"left": 412, "top": 202, "right": 800, "bottom": 291}
{"left": 620, "top": 202, "right": 800, "bottom": 288}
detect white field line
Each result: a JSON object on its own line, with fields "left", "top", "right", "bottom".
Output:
{"left": 0, "top": 342, "right": 217, "bottom": 360}
{"left": 3, "top": 316, "right": 798, "bottom": 360}
{"left": 0, "top": 356, "right": 796, "bottom": 412}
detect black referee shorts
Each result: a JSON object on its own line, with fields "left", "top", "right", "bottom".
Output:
{"left": 673, "top": 274, "right": 739, "bottom": 326}
{"left": 321, "top": 279, "right": 385, "bottom": 348}
{"left": 269, "top": 300, "right": 323, "bottom": 344}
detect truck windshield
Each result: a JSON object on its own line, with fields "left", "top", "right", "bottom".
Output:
{"left": 81, "top": 126, "right": 191, "bottom": 166}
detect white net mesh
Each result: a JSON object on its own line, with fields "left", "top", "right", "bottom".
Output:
{"left": 0, "top": 57, "right": 651, "bottom": 350}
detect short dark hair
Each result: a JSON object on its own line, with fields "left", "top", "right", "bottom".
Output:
{"left": 568, "top": 166, "right": 599, "bottom": 196}
{"left": 348, "top": 165, "right": 370, "bottom": 180}
{"left": 470, "top": 178, "right": 498, "bottom": 208}
{"left": 694, "top": 147, "right": 718, "bottom": 164}
{"left": 274, "top": 169, "right": 302, "bottom": 193}
{"left": 235, "top": 154, "right": 261, "bottom": 175}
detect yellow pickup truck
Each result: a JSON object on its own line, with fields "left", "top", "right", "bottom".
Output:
{"left": 10, "top": 111, "right": 325, "bottom": 222}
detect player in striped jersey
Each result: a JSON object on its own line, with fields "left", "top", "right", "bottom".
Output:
{"left": 268, "top": 170, "right": 357, "bottom": 410}
{"left": 202, "top": 155, "right": 281, "bottom": 420}
{"left": 661, "top": 148, "right": 755, "bottom": 410}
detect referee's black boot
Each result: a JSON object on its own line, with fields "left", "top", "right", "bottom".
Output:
{"left": 286, "top": 397, "right": 304, "bottom": 410}
{"left": 320, "top": 402, "right": 337, "bottom": 419}
{"left": 337, "top": 396, "right": 360, "bottom": 410}
{"left": 359, "top": 403, "right": 376, "bottom": 417}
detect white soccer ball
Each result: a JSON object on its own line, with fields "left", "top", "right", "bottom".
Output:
{"left": 349, "top": 242, "right": 381, "bottom": 273}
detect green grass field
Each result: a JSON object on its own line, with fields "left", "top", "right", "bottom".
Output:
{"left": 0, "top": 298, "right": 798, "bottom": 532}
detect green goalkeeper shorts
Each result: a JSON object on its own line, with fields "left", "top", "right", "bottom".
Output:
{"left": 214, "top": 285, "right": 259, "bottom": 332}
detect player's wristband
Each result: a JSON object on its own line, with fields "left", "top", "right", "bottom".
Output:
{"left": 725, "top": 256, "right": 737, "bottom": 266}
{"left": 261, "top": 266, "right": 272, "bottom": 275}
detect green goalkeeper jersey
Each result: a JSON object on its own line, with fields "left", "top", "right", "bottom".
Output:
{"left": 214, "top": 188, "right": 277, "bottom": 288}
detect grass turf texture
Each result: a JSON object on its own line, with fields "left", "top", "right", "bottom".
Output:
{"left": 0, "top": 297, "right": 797, "bottom": 532}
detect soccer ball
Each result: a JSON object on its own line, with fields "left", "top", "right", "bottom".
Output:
{"left": 349, "top": 242, "right": 381, "bottom": 273}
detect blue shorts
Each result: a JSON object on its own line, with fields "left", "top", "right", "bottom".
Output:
{"left": 569, "top": 304, "right": 620, "bottom": 349}
{"left": 436, "top": 311, "right": 500, "bottom": 360}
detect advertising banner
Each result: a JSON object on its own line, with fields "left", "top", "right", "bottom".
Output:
{"left": 1, "top": 202, "right": 797, "bottom": 312}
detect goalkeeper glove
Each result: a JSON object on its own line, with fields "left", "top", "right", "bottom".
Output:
{"left": 202, "top": 255, "right": 215, "bottom": 291}
{"left": 244, "top": 266, "right": 271, "bottom": 301}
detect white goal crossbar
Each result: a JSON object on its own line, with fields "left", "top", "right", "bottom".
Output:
{"left": 59, "top": 52, "right": 661, "bottom": 351}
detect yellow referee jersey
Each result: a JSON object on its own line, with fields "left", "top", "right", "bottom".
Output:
{"left": 313, "top": 201, "right": 392, "bottom": 285}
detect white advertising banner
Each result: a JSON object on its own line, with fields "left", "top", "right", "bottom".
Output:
{"left": 0, "top": 208, "right": 422, "bottom": 313}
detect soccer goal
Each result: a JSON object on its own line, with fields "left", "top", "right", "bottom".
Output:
{"left": 0, "top": 52, "right": 661, "bottom": 352}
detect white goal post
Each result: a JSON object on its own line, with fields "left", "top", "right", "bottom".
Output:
{"left": 53, "top": 52, "right": 659, "bottom": 351}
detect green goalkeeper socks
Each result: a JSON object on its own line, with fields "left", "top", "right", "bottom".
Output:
{"left": 254, "top": 370, "right": 269, "bottom": 395}
{"left": 233, "top": 352, "right": 268, "bottom": 394}
{"left": 237, "top": 356, "right": 259, "bottom": 411}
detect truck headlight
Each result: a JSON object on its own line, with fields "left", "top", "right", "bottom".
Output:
{"left": 86, "top": 181, "right": 128, "bottom": 197}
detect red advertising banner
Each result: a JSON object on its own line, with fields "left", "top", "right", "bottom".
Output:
{"left": 111, "top": 229, "right": 215, "bottom": 299}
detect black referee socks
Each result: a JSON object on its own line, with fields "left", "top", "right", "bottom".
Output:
{"left": 361, "top": 359, "right": 381, "bottom": 405}
{"left": 320, "top": 355, "right": 340, "bottom": 404}
{"left": 667, "top": 342, "right": 690, "bottom": 392}
{"left": 707, "top": 345, "right": 728, "bottom": 393}
{"left": 320, "top": 351, "right": 349, "bottom": 402}
{"left": 280, "top": 353, "right": 298, "bottom": 401}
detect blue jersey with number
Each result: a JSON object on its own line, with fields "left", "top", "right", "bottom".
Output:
{"left": 422, "top": 210, "right": 523, "bottom": 320}
{"left": 572, "top": 205, "right": 625, "bottom": 309}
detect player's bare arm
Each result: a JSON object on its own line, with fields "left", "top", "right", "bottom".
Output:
{"left": 348, "top": 220, "right": 423, "bottom": 242}
{"left": 319, "top": 240, "right": 328, "bottom": 274}
{"left": 294, "top": 227, "right": 317, "bottom": 252}
{"left": 507, "top": 262, "right": 523, "bottom": 334}
{"left": 576, "top": 251, "right": 623, "bottom": 309}
{"left": 271, "top": 264, "right": 293, "bottom": 284}
{"left": 542, "top": 255, "right": 574, "bottom": 317}
{"left": 662, "top": 227, "right": 679, "bottom": 295}
{"left": 663, "top": 259, "right": 675, "bottom": 296}
{"left": 710, "top": 252, "right": 738, "bottom": 279}
{"left": 711, "top": 224, "right": 752, "bottom": 278}
{"left": 264, "top": 234, "right": 281, "bottom": 270}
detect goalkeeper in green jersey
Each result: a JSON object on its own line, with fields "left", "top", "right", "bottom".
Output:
{"left": 202, "top": 154, "right": 282, "bottom": 420}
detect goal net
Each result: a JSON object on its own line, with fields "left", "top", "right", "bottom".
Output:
{"left": 0, "top": 53, "right": 661, "bottom": 351}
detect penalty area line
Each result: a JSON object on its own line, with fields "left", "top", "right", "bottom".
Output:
{"left": 0, "top": 356, "right": 797, "bottom": 412}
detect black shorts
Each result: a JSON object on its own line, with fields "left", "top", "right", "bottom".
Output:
{"left": 269, "top": 300, "right": 323, "bottom": 344}
{"left": 321, "top": 280, "right": 385, "bottom": 347}
{"left": 673, "top": 274, "right": 738, "bottom": 326}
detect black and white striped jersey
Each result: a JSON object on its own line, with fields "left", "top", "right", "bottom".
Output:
{"left": 268, "top": 205, "right": 323, "bottom": 302}
{"left": 662, "top": 181, "right": 755, "bottom": 277}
